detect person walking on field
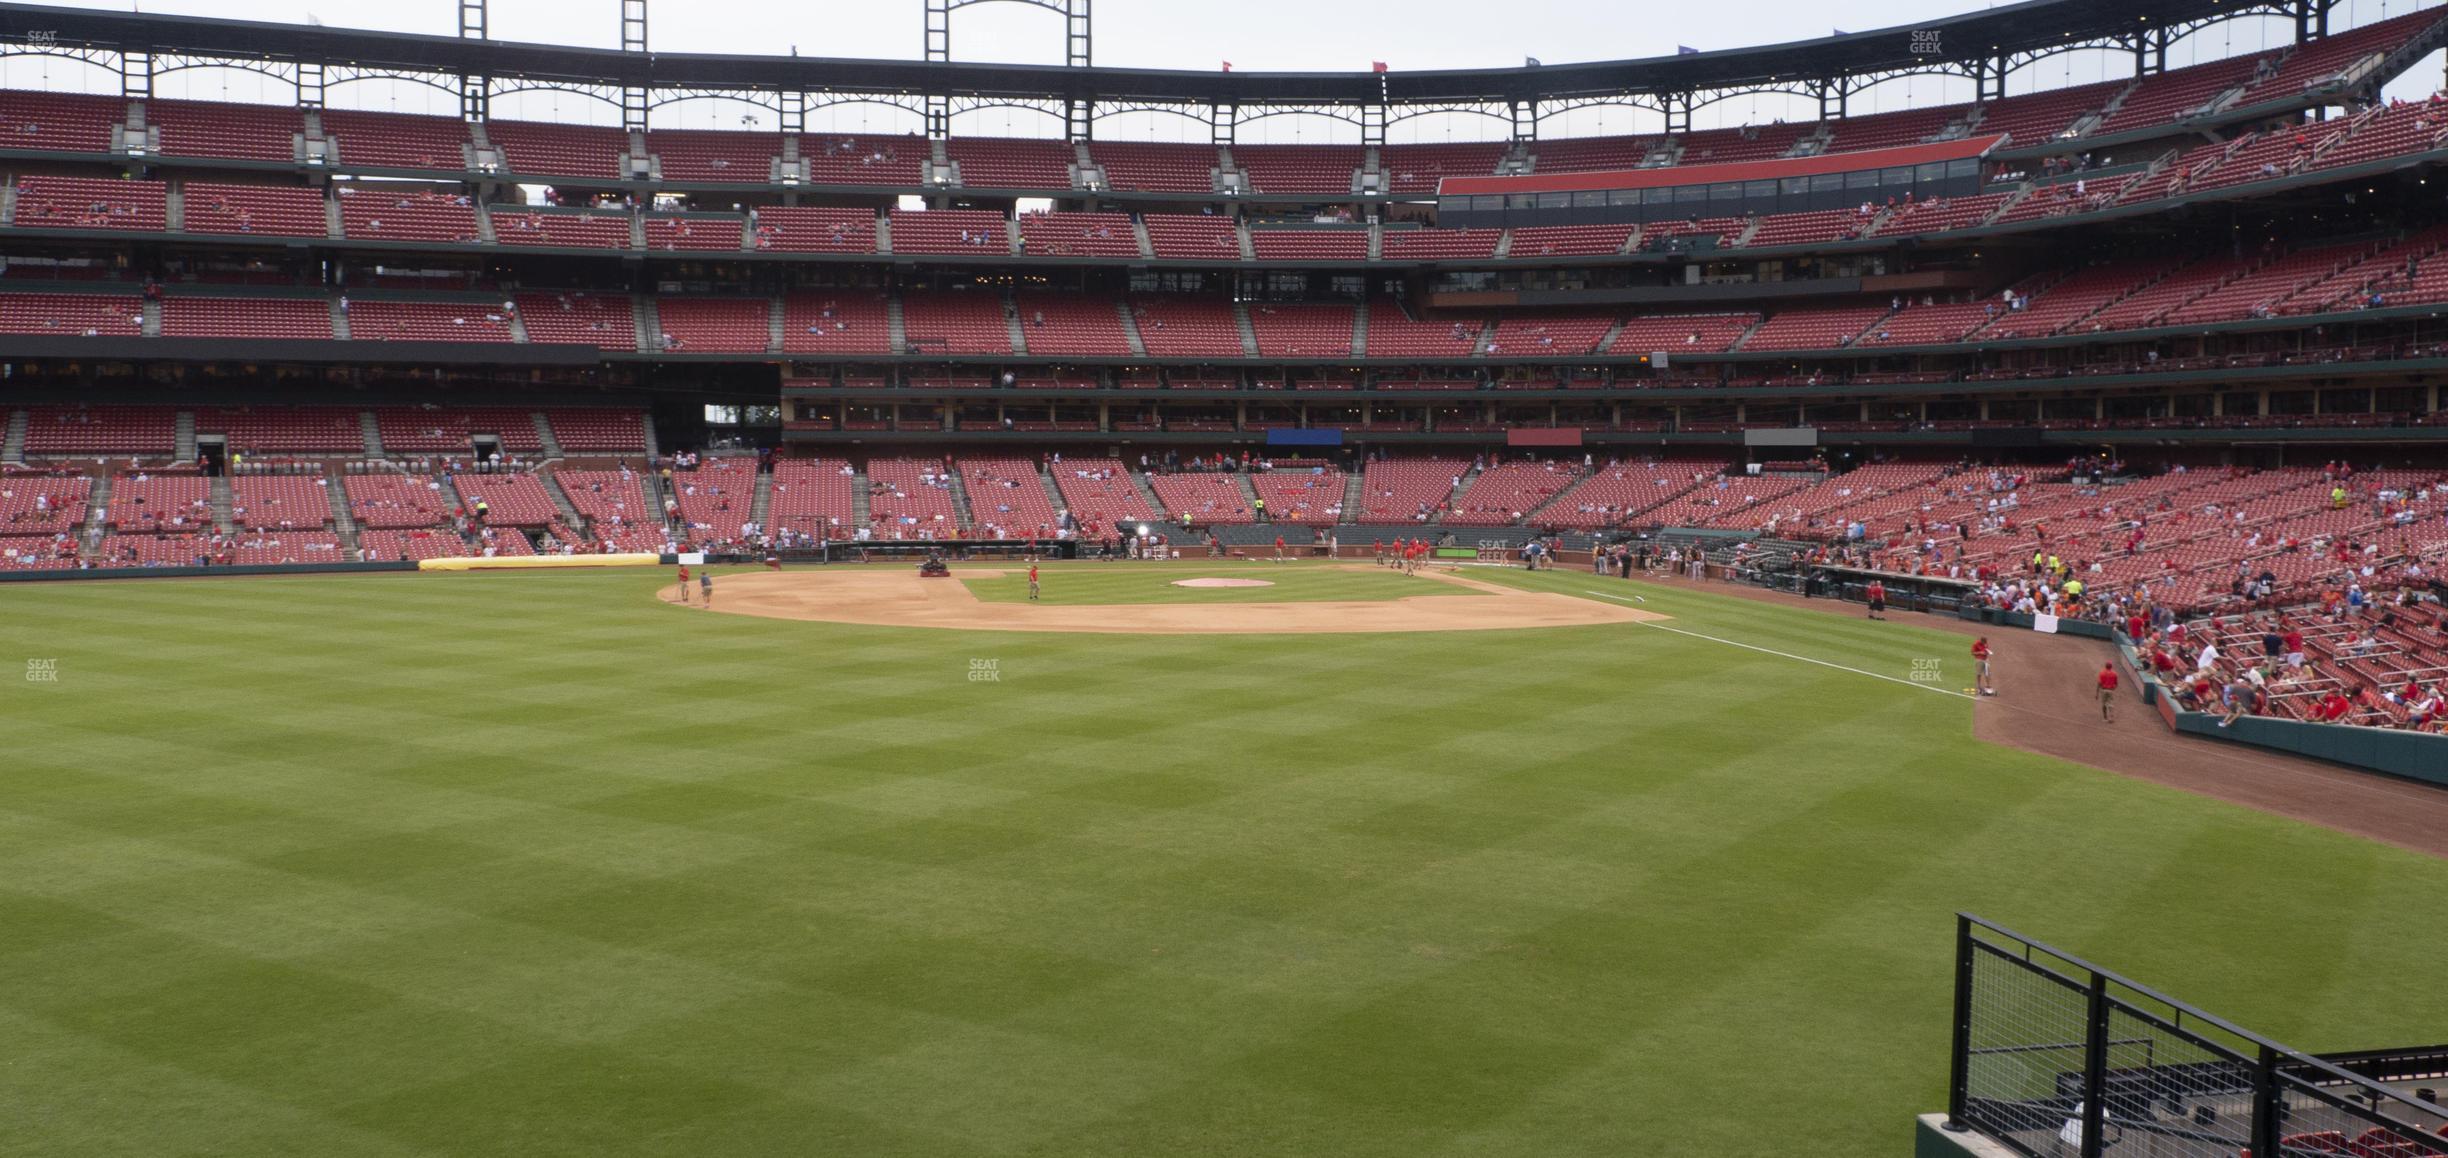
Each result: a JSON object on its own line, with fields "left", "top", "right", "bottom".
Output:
{"left": 676, "top": 562, "right": 692, "bottom": 605}
{"left": 698, "top": 568, "right": 713, "bottom": 609}
{"left": 1865, "top": 579, "right": 1888, "bottom": 620}
{"left": 1972, "top": 637, "right": 1996, "bottom": 696}
{"left": 1273, "top": 534, "right": 1285, "bottom": 562}
{"left": 2095, "top": 662, "right": 2119, "bottom": 723}
{"left": 1028, "top": 563, "right": 1040, "bottom": 602}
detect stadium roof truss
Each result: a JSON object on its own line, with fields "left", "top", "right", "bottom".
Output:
{"left": 0, "top": 0, "right": 2371, "bottom": 149}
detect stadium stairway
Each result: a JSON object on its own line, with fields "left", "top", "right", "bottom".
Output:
{"left": 1727, "top": 316, "right": 1772, "bottom": 351}
{"left": 432, "top": 472, "right": 473, "bottom": 547}
{"left": 539, "top": 467, "right": 587, "bottom": 529}
{"left": 1035, "top": 464, "right": 1068, "bottom": 521}
{"left": 323, "top": 193, "right": 343, "bottom": 240}
{"left": 1592, "top": 317, "right": 1629, "bottom": 355}
{"left": 163, "top": 183, "right": 185, "bottom": 232}
{"left": 1116, "top": 301, "right": 1149, "bottom": 356}
{"left": 324, "top": 468, "right": 361, "bottom": 557}
{"left": 1129, "top": 214, "right": 1153, "bottom": 259}
{"left": 750, "top": 468, "right": 773, "bottom": 533}
{"left": 1232, "top": 471, "right": 1263, "bottom": 519}
{"left": 1341, "top": 470, "right": 1365, "bottom": 522}
{"left": 849, "top": 464, "right": 872, "bottom": 527}
{"left": 635, "top": 296, "right": 660, "bottom": 351}
{"left": 505, "top": 310, "right": 529, "bottom": 343}
{"left": 140, "top": 299, "right": 161, "bottom": 337}
{"left": 0, "top": 183, "right": 14, "bottom": 226}
{"left": 531, "top": 413, "right": 561, "bottom": 459}
{"left": 1437, "top": 462, "right": 1482, "bottom": 523}
{"left": 637, "top": 471, "right": 674, "bottom": 539}
{"left": 1127, "top": 469, "right": 1167, "bottom": 519}
{"left": 1350, "top": 304, "right": 1370, "bottom": 358}
{"left": 887, "top": 294, "right": 908, "bottom": 353}
{"left": 875, "top": 211, "right": 893, "bottom": 255}
{"left": 946, "top": 467, "right": 975, "bottom": 531}
{"left": 641, "top": 413, "right": 661, "bottom": 461}
{"left": 80, "top": 474, "right": 110, "bottom": 549}
{"left": 1, "top": 409, "right": 25, "bottom": 463}
{"left": 1519, "top": 465, "right": 1593, "bottom": 525}
{"left": 208, "top": 474, "right": 236, "bottom": 535}
{"left": 767, "top": 299, "right": 785, "bottom": 351}
{"left": 1005, "top": 296, "right": 1028, "bottom": 354}
{"left": 360, "top": 412, "right": 384, "bottom": 457}
{"left": 1492, "top": 229, "right": 1514, "bottom": 258}
{"left": 1231, "top": 303, "right": 1260, "bottom": 357}
{"left": 329, "top": 298, "right": 350, "bottom": 340}
{"left": 174, "top": 412, "right": 196, "bottom": 463}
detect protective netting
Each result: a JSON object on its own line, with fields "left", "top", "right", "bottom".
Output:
{"left": 1957, "top": 942, "right": 2092, "bottom": 1153}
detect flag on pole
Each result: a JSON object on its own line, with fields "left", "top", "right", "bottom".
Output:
{"left": 1676, "top": 45, "right": 1699, "bottom": 55}
{"left": 1525, "top": 56, "right": 1542, "bottom": 67}
{"left": 1221, "top": 61, "right": 1232, "bottom": 72}
{"left": 1371, "top": 61, "right": 1388, "bottom": 73}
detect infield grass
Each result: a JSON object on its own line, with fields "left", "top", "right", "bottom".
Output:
{"left": 4, "top": 563, "right": 2443, "bottom": 1158}
{"left": 960, "top": 560, "right": 1482, "bottom": 605}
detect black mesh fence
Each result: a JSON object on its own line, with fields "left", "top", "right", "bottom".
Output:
{"left": 1945, "top": 914, "right": 2448, "bottom": 1158}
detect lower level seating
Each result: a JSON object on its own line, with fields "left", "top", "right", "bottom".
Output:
{"left": 228, "top": 475, "right": 334, "bottom": 529}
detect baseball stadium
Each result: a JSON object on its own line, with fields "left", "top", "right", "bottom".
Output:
{"left": 4, "top": 0, "right": 2448, "bottom": 1153}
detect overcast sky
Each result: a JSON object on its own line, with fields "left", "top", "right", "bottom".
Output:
{"left": 1, "top": 0, "right": 2440, "bottom": 140}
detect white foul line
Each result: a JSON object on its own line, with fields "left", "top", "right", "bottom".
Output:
{"left": 1581, "top": 590, "right": 1974, "bottom": 700}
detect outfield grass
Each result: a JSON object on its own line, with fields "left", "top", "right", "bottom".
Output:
{"left": 960, "top": 561, "right": 1482, "bottom": 605}
{"left": 4, "top": 565, "right": 2444, "bottom": 1157}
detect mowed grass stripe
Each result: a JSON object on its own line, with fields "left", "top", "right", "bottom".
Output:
{"left": 5, "top": 567, "right": 2446, "bottom": 1157}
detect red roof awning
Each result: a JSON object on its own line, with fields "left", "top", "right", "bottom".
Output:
{"left": 1437, "top": 134, "right": 2003, "bottom": 197}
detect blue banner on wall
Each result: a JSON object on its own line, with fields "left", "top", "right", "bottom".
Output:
{"left": 1265, "top": 427, "right": 1344, "bottom": 447}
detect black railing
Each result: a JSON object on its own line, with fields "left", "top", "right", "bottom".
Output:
{"left": 1946, "top": 914, "right": 2448, "bottom": 1158}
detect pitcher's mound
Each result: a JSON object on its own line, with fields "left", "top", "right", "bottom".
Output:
{"left": 1172, "top": 578, "right": 1274, "bottom": 588}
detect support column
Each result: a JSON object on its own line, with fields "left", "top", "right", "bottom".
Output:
{"left": 620, "top": 0, "right": 649, "bottom": 133}
{"left": 1662, "top": 91, "right": 1692, "bottom": 136}
{"left": 1509, "top": 99, "right": 1536, "bottom": 147}
{"left": 121, "top": 51, "right": 151, "bottom": 101}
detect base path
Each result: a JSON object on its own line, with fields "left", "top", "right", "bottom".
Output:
{"left": 667, "top": 566, "right": 1664, "bottom": 635}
